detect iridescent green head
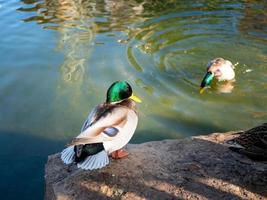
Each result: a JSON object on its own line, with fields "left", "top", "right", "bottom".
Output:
{"left": 200, "top": 72, "right": 214, "bottom": 94}
{"left": 200, "top": 72, "right": 214, "bottom": 88}
{"left": 106, "top": 81, "right": 133, "bottom": 103}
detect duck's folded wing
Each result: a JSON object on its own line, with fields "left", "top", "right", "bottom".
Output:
{"left": 68, "top": 106, "right": 128, "bottom": 146}
{"left": 80, "top": 104, "right": 103, "bottom": 132}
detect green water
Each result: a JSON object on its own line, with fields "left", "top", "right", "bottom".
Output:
{"left": 0, "top": 0, "right": 266, "bottom": 199}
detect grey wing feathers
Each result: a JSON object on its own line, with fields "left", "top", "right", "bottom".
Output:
{"left": 69, "top": 105, "right": 128, "bottom": 146}
{"left": 81, "top": 105, "right": 102, "bottom": 132}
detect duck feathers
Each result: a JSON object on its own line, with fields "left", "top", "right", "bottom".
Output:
{"left": 226, "top": 123, "right": 267, "bottom": 161}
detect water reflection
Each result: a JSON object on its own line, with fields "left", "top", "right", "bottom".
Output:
{"left": 2, "top": 1, "right": 266, "bottom": 199}
{"left": 239, "top": 0, "right": 267, "bottom": 43}
{"left": 210, "top": 80, "right": 235, "bottom": 94}
{"left": 18, "top": 0, "right": 267, "bottom": 136}
{"left": 19, "top": 0, "right": 146, "bottom": 31}
{"left": 19, "top": 0, "right": 267, "bottom": 42}
{"left": 19, "top": 0, "right": 147, "bottom": 83}
{"left": 20, "top": 0, "right": 93, "bottom": 83}
{"left": 57, "top": 22, "right": 93, "bottom": 82}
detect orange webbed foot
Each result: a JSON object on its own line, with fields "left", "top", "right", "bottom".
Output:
{"left": 111, "top": 149, "right": 129, "bottom": 159}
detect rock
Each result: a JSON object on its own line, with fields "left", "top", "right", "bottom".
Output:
{"left": 45, "top": 131, "right": 267, "bottom": 200}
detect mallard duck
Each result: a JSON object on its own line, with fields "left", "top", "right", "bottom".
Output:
{"left": 200, "top": 58, "right": 235, "bottom": 93}
{"left": 226, "top": 123, "right": 267, "bottom": 161}
{"left": 61, "top": 81, "right": 141, "bottom": 170}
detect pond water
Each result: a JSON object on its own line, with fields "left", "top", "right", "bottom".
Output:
{"left": 0, "top": 0, "right": 266, "bottom": 199}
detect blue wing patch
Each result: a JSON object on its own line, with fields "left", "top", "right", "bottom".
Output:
{"left": 103, "top": 127, "right": 119, "bottom": 137}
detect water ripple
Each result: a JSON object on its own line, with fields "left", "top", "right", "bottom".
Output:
{"left": 15, "top": 0, "right": 267, "bottom": 133}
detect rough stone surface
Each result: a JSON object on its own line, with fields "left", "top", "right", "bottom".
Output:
{"left": 45, "top": 132, "right": 267, "bottom": 200}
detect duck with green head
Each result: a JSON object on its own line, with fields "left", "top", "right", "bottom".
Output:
{"left": 61, "top": 81, "right": 141, "bottom": 170}
{"left": 200, "top": 58, "right": 235, "bottom": 93}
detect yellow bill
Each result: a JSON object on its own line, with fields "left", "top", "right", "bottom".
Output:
{"left": 199, "top": 87, "right": 206, "bottom": 94}
{"left": 130, "top": 94, "right": 142, "bottom": 103}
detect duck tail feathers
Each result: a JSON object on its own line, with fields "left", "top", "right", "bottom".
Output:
{"left": 77, "top": 150, "right": 109, "bottom": 170}
{"left": 225, "top": 139, "right": 244, "bottom": 150}
{"left": 61, "top": 146, "right": 75, "bottom": 164}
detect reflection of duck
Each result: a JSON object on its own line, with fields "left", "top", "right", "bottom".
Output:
{"left": 200, "top": 58, "right": 235, "bottom": 93}
{"left": 226, "top": 123, "right": 267, "bottom": 161}
{"left": 61, "top": 81, "right": 141, "bottom": 170}
{"left": 214, "top": 80, "right": 235, "bottom": 93}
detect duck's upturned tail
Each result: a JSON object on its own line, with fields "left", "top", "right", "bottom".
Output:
{"left": 77, "top": 150, "right": 109, "bottom": 170}
{"left": 61, "top": 146, "right": 75, "bottom": 164}
{"left": 60, "top": 146, "right": 109, "bottom": 170}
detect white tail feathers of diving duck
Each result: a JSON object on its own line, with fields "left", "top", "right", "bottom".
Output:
{"left": 61, "top": 146, "right": 75, "bottom": 164}
{"left": 77, "top": 150, "right": 109, "bottom": 170}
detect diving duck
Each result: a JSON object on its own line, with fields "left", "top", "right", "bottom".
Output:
{"left": 200, "top": 58, "right": 235, "bottom": 93}
{"left": 61, "top": 81, "right": 141, "bottom": 170}
{"left": 226, "top": 123, "right": 267, "bottom": 161}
